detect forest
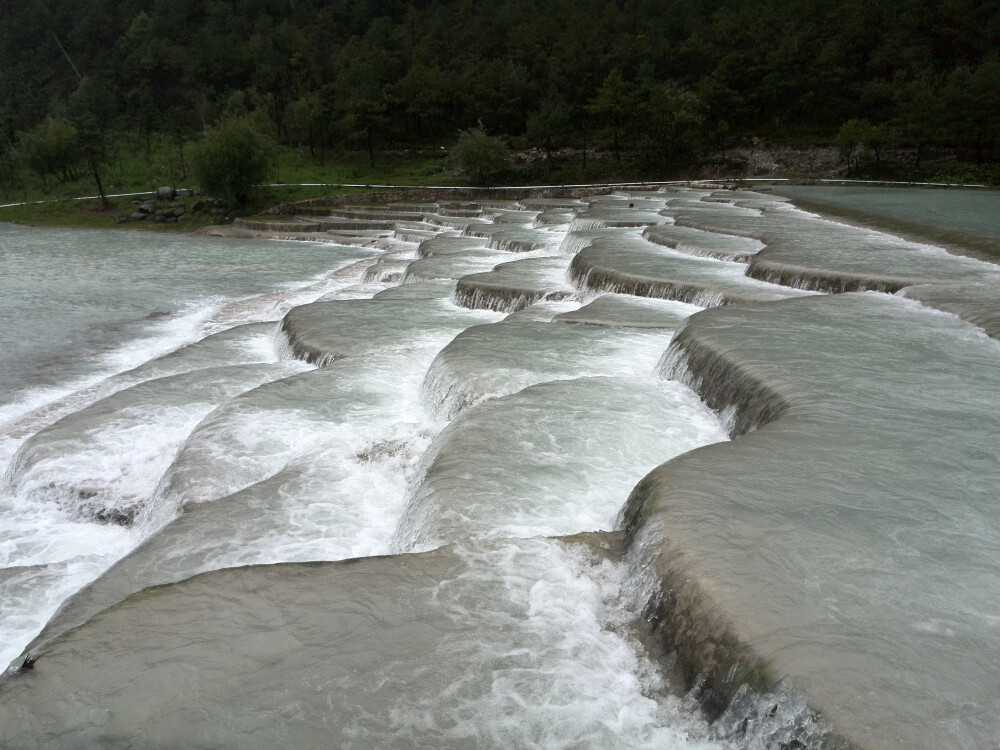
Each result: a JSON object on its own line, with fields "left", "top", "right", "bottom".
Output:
{"left": 1, "top": 0, "right": 999, "bottom": 204}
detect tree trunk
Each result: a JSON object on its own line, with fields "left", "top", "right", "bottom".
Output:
{"left": 177, "top": 137, "right": 187, "bottom": 179}
{"left": 88, "top": 154, "right": 108, "bottom": 207}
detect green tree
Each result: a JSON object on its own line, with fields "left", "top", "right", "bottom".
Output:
{"left": 0, "top": 113, "right": 22, "bottom": 197}
{"left": 285, "top": 91, "right": 328, "bottom": 159}
{"left": 837, "top": 118, "right": 869, "bottom": 174}
{"left": 633, "top": 82, "right": 705, "bottom": 172}
{"left": 587, "top": 69, "right": 635, "bottom": 162}
{"left": 940, "top": 60, "right": 1000, "bottom": 161}
{"left": 18, "top": 116, "right": 81, "bottom": 185}
{"left": 450, "top": 125, "right": 509, "bottom": 185}
{"left": 862, "top": 121, "right": 890, "bottom": 172}
{"left": 193, "top": 117, "right": 274, "bottom": 207}
{"left": 390, "top": 63, "right": 456, "bottom": 141}
{"left": 330, "top": 33, "right": 395, "bottom": 167}
{"left": 526, "top": 94, "right": 572, "bottom": 173}
{"left": 69, "top": 76, "right": 115, "bottom": 205}
{"left": 894, "top": 70, "right": 942, "bottom": 167}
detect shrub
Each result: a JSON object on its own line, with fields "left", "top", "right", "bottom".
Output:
{"left": 192, "top": 117, "right": 275, "bottom": 207}
{"left": 450, "top": 125, "right": 509, "bottom": 185}
{"left": 19, "top": 117, "right": 82, "bottom": 184}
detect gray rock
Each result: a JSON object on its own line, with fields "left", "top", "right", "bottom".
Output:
{"left": 138, "top": 201, "right": 155, "bottom": 214}
{"left": 129, "top": 212, "right": 148, "bottom": 221}
{"left": 156, "top": 186, "right": 176, "bottom": 201}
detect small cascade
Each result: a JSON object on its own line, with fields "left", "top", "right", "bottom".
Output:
{"left": 900, "top": 281, "right": 1000, "bottom": 339}
{"left": 373, "top": 279, "right": 456, "bottom": 301}
{"left": 744, "top": 256, "right": 915, "bottom": 293}
{"left": 622, "top": 293, "right": 1000, "bottom": 750}
{"left": 674, "top": 197, "right": 1000, "bottom": 293}
{"left": 419, "top": 319, "right": 676, "bottom": 421}
{"left": 361, "top": 251, "right": 416, "bottom": 283}
{"left": 570, "top": 251, "right": 728, "bottom": 307}
{"left": 480, "top": 207, "right": 538, "bottom": 225}
{"left": 567, "top": 216, "right": 609, "bottom": 231}
{"left": 422, "top": 214, "right": 489, "bottom": 231}
{"left": 655, "top": 322, "right": 790, "bottom": 438}
{"left": 6, "top": 363, "right": 305, "bottom": 526}
{"left": 463, "top": 223, "right": 560, "bottom": 253}
{"left": 314, "top": 217, "right": 398, "bottom": 231}
{"left": 568, "top": 237, "right": 814, "bottom": 306}
{"left": 401, "top": 249, "right": 502, "bottom": 284}
{"left": 451, "top": 284, "right": 562, "bottom": 313}
{"left": 279, "top": 297, "right": 503, "bottom": 366}
{"left": 0, "top": 537, "right": 738, "bottom": 750}
{"left": 393, "top": 228, "right": 438, "bottom": 244}
{"left": 519, "top": 197, "right": 588, "bottom": 211}
{"left": 553, "top": 294, "right": 701, "bottom": 329}
{"left": 642, "top": 224, "right": 764, "bottom": 262}
{"left": 324, "top": 207, "right": 428, "bottom": 222}
{"left": 532, "top": 209, "right": 576, "bottom": 227}
{"left": 3, "top": 187, "right": 1000, "bottom": 750}
{"left": 556, "top": 227, "right": 618, "bottom": 255}
{"left": 417, "top": 235, "right": 487, "bottom": 258}
{"left": 452, "top": 256, "right": 574, "bottom": 313}
{"left": 394, "top": 376, "right": 726, "bottom": 550}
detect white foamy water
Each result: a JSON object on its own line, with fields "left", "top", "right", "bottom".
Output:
{"left": 9, "top": 187, "right": 992, "bottom": 748}
{"left": 0, "top": 199, "right": 737, "bottom": 750}
{"left": 0, "top": 227, "right": 382, "bottom": 666}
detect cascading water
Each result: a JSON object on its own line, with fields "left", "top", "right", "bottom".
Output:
{"left": 1, "top": 186, "right": 998, "bottom": 750}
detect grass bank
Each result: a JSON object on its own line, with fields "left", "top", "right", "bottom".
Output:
{"left": 3, "top": 132, "right": 997, "bottom": 231}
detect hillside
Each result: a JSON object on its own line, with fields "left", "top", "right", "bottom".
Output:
{"left": 1, "top": 0, "right": 998, "bottom": 203}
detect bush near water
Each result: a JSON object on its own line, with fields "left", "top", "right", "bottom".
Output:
{"left": 1, "top": 0, "right": 999, "bottom": 216}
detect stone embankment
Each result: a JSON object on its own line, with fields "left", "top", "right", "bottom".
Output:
{"left": 115, "top": 185, "right": 230, "bottom": 225}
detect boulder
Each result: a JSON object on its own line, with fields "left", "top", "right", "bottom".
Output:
{"left": 156, "top": 185, "right": 176, "bottom": 201}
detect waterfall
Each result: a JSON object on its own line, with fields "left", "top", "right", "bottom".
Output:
{"left": 2, "top": 187, "right": 999, "bottom": 749}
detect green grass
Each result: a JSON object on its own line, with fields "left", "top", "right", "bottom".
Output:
{"left": 0, "top": 135, "right": 461, "bottom": 230}
{"left": 0, "top": 136, "right": 637, "bottom": 230}
{"left": 4, "top": 129, "right": 996, "bottom": 230}
{"left": 271, "top": 147, "right": 454, "bottom": 187}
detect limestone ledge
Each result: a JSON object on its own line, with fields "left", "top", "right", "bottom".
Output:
{"left": 619, "top": 317, "right": 855, "bottom": 749}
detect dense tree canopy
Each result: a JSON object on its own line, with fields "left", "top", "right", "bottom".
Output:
{"left": 1, "top": 0, "right": 998, "bottom": 178}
